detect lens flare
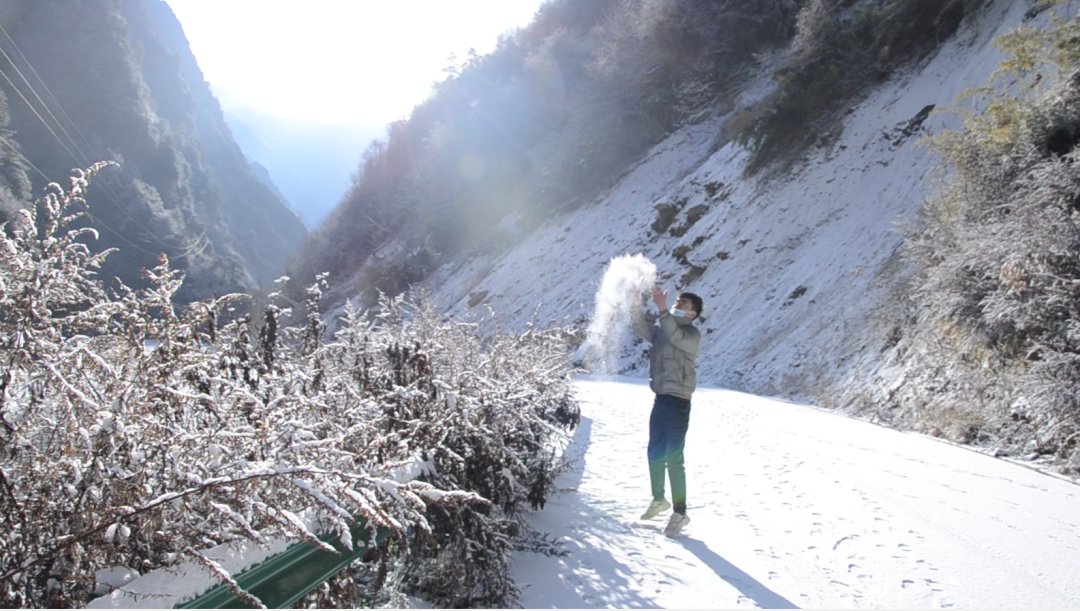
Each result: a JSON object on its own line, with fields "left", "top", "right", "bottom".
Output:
{"left": 459, "top": 153, "right": 485, "bottom": 181}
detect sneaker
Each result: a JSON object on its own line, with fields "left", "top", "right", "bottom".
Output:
{"left": 640, "top": 499, "right": 671, "bottom": 520}
{"left": 664, "top": 512, "right": 690, "bottom": 537}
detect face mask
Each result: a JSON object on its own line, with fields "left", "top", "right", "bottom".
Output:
{"left": 669, "top": 306, "right": 687, "bottom": 318}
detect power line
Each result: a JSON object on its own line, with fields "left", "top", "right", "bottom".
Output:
{"left": 0, "top": 133, "right": 50, "bottom": 183}
{"left": 0, "top": 65, "right": 85, "bottom": 171}
{"left": 0, "top": 23, "right": 98, "bottom": 167}
{"left": 0, "top": 21, "right": 208, "bottom": 260}
{"left": 0, "top": 21, "right": 159, "bottom": 237}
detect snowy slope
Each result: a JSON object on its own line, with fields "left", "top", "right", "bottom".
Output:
{"left": 513, "top": 377, "right": 1080, "bottom": 609}
{"left": 423, "top": 0, "right": 1035, "bottom": 402}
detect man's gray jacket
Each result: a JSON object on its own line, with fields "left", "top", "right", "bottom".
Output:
{"left": 632, "top": 309, "right": 700, "bottom": 400}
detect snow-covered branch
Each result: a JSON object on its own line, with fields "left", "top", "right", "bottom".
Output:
{"left": 0, "top": 167, "right": 580, "bottom": 608}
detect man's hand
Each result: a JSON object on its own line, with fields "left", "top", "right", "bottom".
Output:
{"left": 652, "top": 285, "right": 668, "bottom": 311}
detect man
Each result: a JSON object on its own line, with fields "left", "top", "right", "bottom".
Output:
{"left": 631, "top": 285, "right": 703, "bottom": 537}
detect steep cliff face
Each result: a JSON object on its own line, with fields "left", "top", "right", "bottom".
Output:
{"left": 0, "top": 0, "right": 306, "bottom": 302}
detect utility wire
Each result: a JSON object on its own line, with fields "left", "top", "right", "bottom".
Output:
{"left": 0, "top": 133, "right": 51, "bottom": 183}
{"left": 0, "top": 21, "right": 155, "bottom": 235}
{"left": 0, "top": 21, "right": 208, "bottom": 259}
{"left": 0, "top": 28, "right": 95, "bottom": 167}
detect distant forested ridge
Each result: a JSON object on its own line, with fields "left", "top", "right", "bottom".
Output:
{"left": 0, "top": 0, "right": 306, "bottom": 303}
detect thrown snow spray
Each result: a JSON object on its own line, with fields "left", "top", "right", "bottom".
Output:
{"left": 578, "top": 254, "right": 657, "bottom": 373}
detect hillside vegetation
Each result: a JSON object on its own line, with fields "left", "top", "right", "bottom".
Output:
{"left": 851, "top": 6, "right": 1080, "bottom": 472}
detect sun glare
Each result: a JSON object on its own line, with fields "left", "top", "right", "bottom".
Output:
{"left": 166, "top": 0, "right": 545, "bottom": 125}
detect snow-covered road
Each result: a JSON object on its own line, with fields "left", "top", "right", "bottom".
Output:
{"left": 512, "top": 376, "right": 1080, "bottom": 608}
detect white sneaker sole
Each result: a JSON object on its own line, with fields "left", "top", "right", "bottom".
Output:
{"left": 640, "top": 500, "right": 671, "bottom": 520}
{"left": 664, "top": 515, "right": 690, "bottom": 537}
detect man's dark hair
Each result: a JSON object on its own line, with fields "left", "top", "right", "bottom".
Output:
{"left": 679, "top": 292, "right": 704, "bottom": 315}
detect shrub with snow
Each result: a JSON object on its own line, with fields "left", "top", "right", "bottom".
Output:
{"left": 864, "top": 11, "right": 1080, "bottom": 474}
{"left": 0, "top": 163, "right": 579, "bottom": 607}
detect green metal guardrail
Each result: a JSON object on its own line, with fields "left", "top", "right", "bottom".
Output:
{"left": 175, "top": 519, "right": 390, "bottom": 609}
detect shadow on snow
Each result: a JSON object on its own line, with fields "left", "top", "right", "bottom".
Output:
{"left": 678, "top": 538, "right": 799, "bottom": 609}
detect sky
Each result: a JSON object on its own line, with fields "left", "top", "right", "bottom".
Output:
{"left": 165, "top": 0, "right": 547, "bottom": 126}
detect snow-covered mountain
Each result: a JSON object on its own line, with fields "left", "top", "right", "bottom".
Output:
{"left": 422, "top": 0, "right": 1030, "bottom": 412}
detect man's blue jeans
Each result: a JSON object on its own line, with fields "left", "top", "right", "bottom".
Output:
{"left": 647, "top": 393, "right": 691, "bottom": 514}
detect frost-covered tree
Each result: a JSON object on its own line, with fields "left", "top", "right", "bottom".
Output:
{"left": 0, "top": 164, "right": 579, "bottom": 607}
{"left": 874, "top": 9, "right": 1080, "bottom": 474}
